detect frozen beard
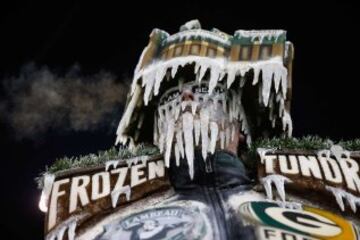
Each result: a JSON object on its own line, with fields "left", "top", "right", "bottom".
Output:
{"left": 154, "top": 81, "right": 250, "bottom": 179}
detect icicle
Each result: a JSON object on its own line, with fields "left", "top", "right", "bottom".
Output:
{"left": 181, "top": 100, "right": 191, "bottom": 111}
{"left": 169, "top": 101, "right": 176, "bottom": 118}
{"left": 222, "top": 97, "right": 227, "bottom": 113}
{"left": 194, "top": 61, "right": 201, "bottom": 75}
{"left": 158, "top": 110, "right": 167, "bottom": 153}
{"left": 225, "top": 127, "right": 231, "bottom": 147}
{"left": 233, "top": 95, "right": 239, "bottom": 120}
{"left": 174, "top": 101, "right": 181, "bottom": 120}
{"left": 279, "top": 98, "right": 285, "bottom": 117}
{"left": 164, "top": 103, "right": 171, "bottom": 120}
{"left": 158, "top": 131, "right": 165, "bottom": 153}
{"left": 231, "top": 93, "right": 237, "bottom": 120}
{"left": 261, "top": 68, "right": 273, "bottom": 107}
{"left": 178, "top": 77, "right": 184, "bottom": 92}
{"left": 281, "top": 71, "right": 288, "bottom": 98}
{"left": 209, "top": 122, "right": 219, "bottom": 154}
{"left": 235, "top": 30, "right": 285, "bottom": 44}
{"left": 317, "top": 149, "right": 331, "bottom": 160}
{"left": 219, "top": 71, "right": 226, "bottom": 82}
{"left": 252, "top": 68, "right": 260, "bottom": 85}
{"left": 143, "top": 73, "right": 156, "bottom": 106}
{"left": 269, "top": 92, "right": 274, "bottom": 109}
{"left": 211, "top": 97, "right": 218, "bottom": 111}
{"left": 262, "top": 177, "right": 273, "bottom": 199}
{"left": 153, "top": 115, "right": 159, "bottom": 145}
{"left": 231, "top": 124, "right": 236, "bottom": 141}
{"left": 257, "top": 148, "right": 275, "bottom": 164}
{"left": 146, "top": 61, "right": 291, "bottom": 180}
{"left": 273, "top": 70, "right": 281, "bottom": 93}
{"left": 105, "top": 160, "right": 119, "bottom": 171}
{"left": 115, "top": 85, "right": 141, "bottom": 145}
{"left": 46, "top": 215, "right": 85, "bottom": 240}
{"left": 176, "top": 130, "right": 185, "bottom": 158}
{"left": 194, "top": 119, "right": 201, "bottom": 146}
{"left": 139, "top": 156, "right": 148, "bottom": 165}
{"left": 239, "top": 104, "right": 251, "bottom": 144}
{"left": 348, "top": 196, "right": 358, "bottom": 213}
{"left": 276, "top": 91, "right": 282, "bottom": 103}
{"left": 57, "top": 226, "right": 66, "bottom": 240}
{"left": 330, "top": 144, "right": 351, "bottom": 162}
{"left": 191, "top": 101, "right": 199, "bottom": 115}
{"left": 157, "top": 118, "right": 163, "bottom": 142}
{"left": 261, "top": 174, "right": 292, "bottom": 201}
{"left": 68, "top": 221, "right": 77, "bottom": 240}
{"left": 158, "top": 108, "right": 164, "bottom": 121}
{"left": 272, "top": 118, "right": 276, "bottom": 128}
{"left": 240, "top": 76, "right": 246, "bottom": 88}
{"left": 326, "top": 186, "right": 360, "bottom": 213}
{"left": 200, "top": 108, "right": 210, "bottom": 160}
{"left": 111, "top": 186, "right": 131, "bottom": 208}
{"left": 220, "top": 131, "right": 225, "bottom": 149}
{"left": 134, "top": 157, "right": 140, "bottom": 165}
{"left": 208, "top": 67, "right": 221, "bottom": 95}
{"left": 39, "top": 173, "right": 55, "bottom": 213}
{"left": 282, "top": 110, "right": 293, "bottom": 137}
{"left": 174, "top": 143, "right": 180, "bottom": 166}
{"left": 229, "top": 106, "right": 233, "bottom": 122}
{"left": 258, "top": 80, "right": 263, "bottom": 105}
{"left": 128, "top": 137, "right": 136, "bottom": 151}
{"left": 227, "top": 68, "right": 237, "bottom": 88}
{"left": 269, "top": 102, "right": 274, "bottom": 122}
{"left": 326, "top": 186, "right": 346, "bottom": 211}
{"left": 135, "top": 55, "right": 287, "bottom": 102}
{"left": 154, "top": 66, "right": 167, "bottom": 96}
{"left": 164, "top": 119, "right": 175, "bottom": 167}
{"left": 166, "top": 71, "right": 171, "bottom": 81}
{"left": 182, "top": 112, "right": 195, "bottom": 179}
{"left": 126, "top": 158, "right": 134, "bottom": 168}
{"left": 275, "top": 175, "right": 291, "bottom": 201}
{"left": 171, "top": 64, "right": 179, "bottom": 79}
{"left": 198, "top": 64, "right": 208, "bottom": 82}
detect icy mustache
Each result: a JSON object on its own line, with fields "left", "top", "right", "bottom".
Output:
{"left": 154, "top": 81, "right": 250, "bottom": 179}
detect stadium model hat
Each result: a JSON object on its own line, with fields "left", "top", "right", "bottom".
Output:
{"left": 115, "top": 20, "right": 294, "bottom": 177}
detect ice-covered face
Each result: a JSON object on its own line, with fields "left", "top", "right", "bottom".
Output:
{"left": 154, "top": 81, "right": 249, "bottom": 179}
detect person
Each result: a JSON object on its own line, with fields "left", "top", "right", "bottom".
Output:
{"left": 104, "top": 20, "right": 293, "bottom": 239}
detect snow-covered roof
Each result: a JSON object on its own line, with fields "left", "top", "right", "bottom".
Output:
{"left": 234, "top": 30, "right": 286, "bottom": 44}
{"left": 165, "top": 29, "right": 231, "bottom": 47}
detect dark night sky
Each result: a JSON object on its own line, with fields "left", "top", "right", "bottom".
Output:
{"left": 0, "top": 1, "right": 359, "bottom": 239}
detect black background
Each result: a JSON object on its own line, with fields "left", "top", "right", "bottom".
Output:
{"left": 0, "top": 1, "right": 359, "bottom": 239}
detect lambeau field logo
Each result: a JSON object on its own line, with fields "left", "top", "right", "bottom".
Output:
{"left": 96, "top": 206, "right": 208, "bottom": 240}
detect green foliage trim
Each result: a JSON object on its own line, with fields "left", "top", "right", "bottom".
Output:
{"left": 36, "top": 144, "right": 159, "bottom": 189}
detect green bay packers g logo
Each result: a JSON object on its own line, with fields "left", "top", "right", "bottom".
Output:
{"left": 239, "top": 201, "right": 358, "bottom": 240}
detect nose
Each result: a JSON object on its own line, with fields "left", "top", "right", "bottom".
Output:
{"left": 181, "top": 89, "right": 194, "bottom": 101}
